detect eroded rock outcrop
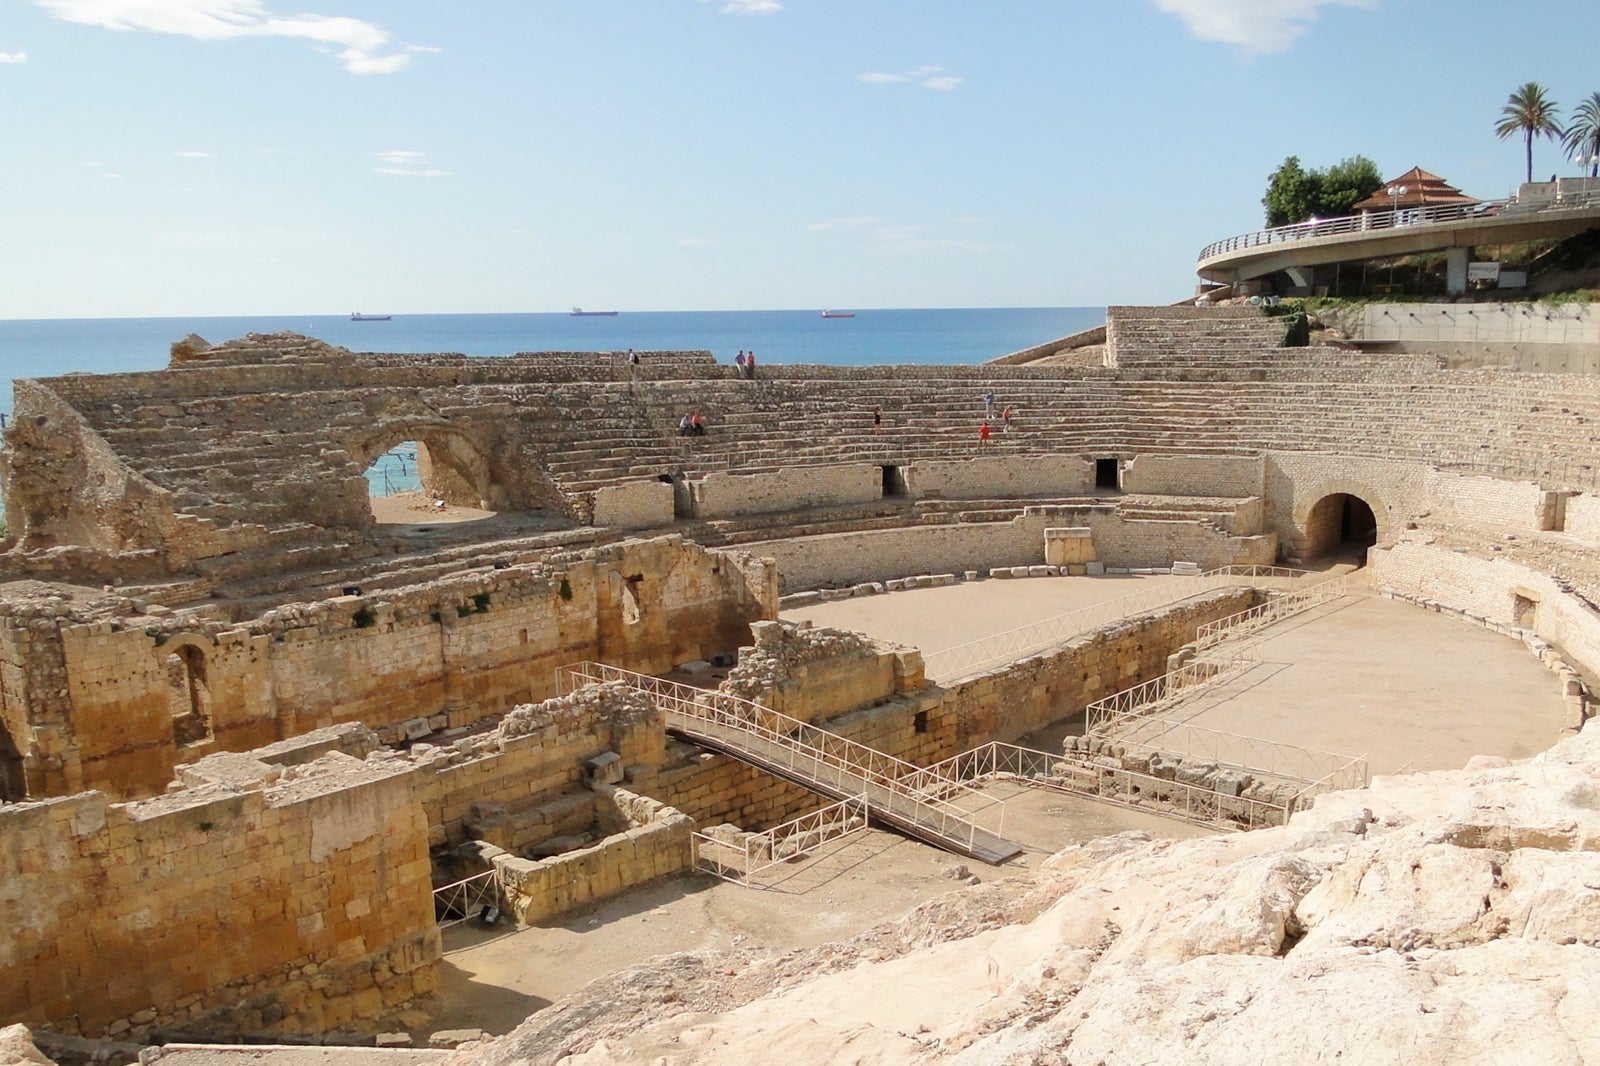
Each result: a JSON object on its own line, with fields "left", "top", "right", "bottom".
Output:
{"left": 448, "top": 724, "right": 1600, "bottom": 1065}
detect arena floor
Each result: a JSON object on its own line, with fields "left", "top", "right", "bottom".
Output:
{"left": 783, "top": 577, "right": 1566, "bottom": 776}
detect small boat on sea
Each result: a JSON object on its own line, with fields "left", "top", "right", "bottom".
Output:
{"left": 820, "top": 309, "right": 856, "bottom": 319}
{"left": 350, "top": 312, "right": 392, "bottom": 321}
{"left": 571, "top": 307, "right": 619, "bottom": 317}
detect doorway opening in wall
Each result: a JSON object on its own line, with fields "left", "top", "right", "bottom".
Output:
{"left": 881, "top": 465, "right": 905, "bottom": 498}
{"left": 166, "top": 644, "right": 213, "bottom": 748}
{"left": 0, "top": 725, "right": 22, "bottom": 802}
{"left": 1513, "top": 593, "right": 1539, "bottom": 629}
{"left": 660, "top": 472, "right": 694, "bottom": 519}
{"left": 1303, "top": 493, "right": 1379, "bottom": 563}
{"left": 1095, "top": 458, "right": 1120, "bottom": 490}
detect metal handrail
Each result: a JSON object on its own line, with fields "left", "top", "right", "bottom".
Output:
{"left": 1082, "top": 649, "right": 1258, "bottom": 734}
{"left": 557, "top": 663, "right": 1006, "bottom": 852}
{"left": 923, "top": 565, "right": 1308, "bottom": 682}
{"left": 693, "top": 793, "right": 870, "bottom": 883}
{"left": 432, "top": 869, "right": 500, "bottom": 928}
{"left": 1198, "top": 191, "right": 1600, "bottom": 263}
{"left": 1193, "top": 571, "right": 1353, "bottom": 650}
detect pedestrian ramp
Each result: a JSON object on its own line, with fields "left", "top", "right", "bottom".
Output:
{"left": 557, "top": 662, "right": 1023, "bottom": 865}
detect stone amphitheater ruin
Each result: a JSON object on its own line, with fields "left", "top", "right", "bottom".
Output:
{"left": 3, "top": 303, "right": 1600, "bottom": 1063}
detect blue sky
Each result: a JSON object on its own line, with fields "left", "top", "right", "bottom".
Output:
{"left": 4, "top": 0, "right": 1599, "bottom": 318}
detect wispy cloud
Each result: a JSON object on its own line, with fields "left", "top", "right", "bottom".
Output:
{"left": 858, "top": 64, "right": 963, "bottom": 90}
{"left": 174, "top": 149, "right": 213, "bottom": 158}
{"left": 719, "top": 0, "right": 781, "bottom": 13}
{"left": 0, "top": 51, "right": 28, "bottom": 63}
{"left": 806, "top": 216, "right": 883, "bottom": 232}
{"left": 1152, "top": 0, "right": 1376, "bottom": 55}
{"left": 372, "top": 149, "right": 450, "bottom": 177}
{"left": 34, "top": 0, "right": 430, "bottom": 74}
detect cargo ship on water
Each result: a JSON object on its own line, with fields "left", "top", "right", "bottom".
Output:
{"left": 570, "top": 307, "right": 619, "bottom": 317}
{"left": 349, "top": 312, "right": 392, "bottom": 321}
{"left": 820, "top": 309, "right": 856, "bottom": 319}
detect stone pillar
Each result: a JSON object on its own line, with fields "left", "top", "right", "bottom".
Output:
{"left": 1446, "top": 246, "right": 1469, "bottom": 295}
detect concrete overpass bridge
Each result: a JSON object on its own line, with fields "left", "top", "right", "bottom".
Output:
{"left": 1197, "top": 187, "right": 1600, "bottom": 295}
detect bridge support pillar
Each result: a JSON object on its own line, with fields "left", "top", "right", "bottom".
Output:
{"left": 1285, "top": 266, "right": 1312, "bottom": 292}
{"left": 1446, "top": 246, "right": 1470, "bottom": 295}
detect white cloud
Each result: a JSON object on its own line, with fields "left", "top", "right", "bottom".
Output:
{"left": 372, "top": 149, "right": 449, "bottom": 177}
{"left": 174, "top": 150, "right": 213, "bottom": 158}
{"left": 807, "top": 216, "right": 883, "bottom": 232}
{"left": 858, "top": 65, "right": 963, "bottom": 90}
{"left": 34, "top": 0, "right": 425, "bottom": 73}
{"left": 1152, "top": 0, "right": 1376, "bottom": 54}
{"left": 721, "top": 0, "right": 781, "bottom": 12}
{"left": 0, "top": 51, "right": 28, "bottom": 63}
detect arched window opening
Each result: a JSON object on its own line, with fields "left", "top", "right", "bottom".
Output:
{"left": 361, "top": 432, "right": 498, "bottom": 526}
{"left": 167, "top": 644, "right": 213, "bottom": 747}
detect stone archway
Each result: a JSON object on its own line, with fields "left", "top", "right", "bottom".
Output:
{"left": 351, "top": 422, "right": 504, "bottom": 514}
{"left": 1298, "top": 487, "right": 1382, "bottom": 563}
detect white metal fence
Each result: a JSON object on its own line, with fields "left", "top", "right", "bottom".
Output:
{"left": 432, "top": 869, "right": 500, "bottom": 928}
{"left": 557, "top": 662, "right": 1009, "bottom": 856}
{"left": 1193, "top": 570, "right": 1354, "bottom": 651}
{"left": 692, "top": 794, "right": 870, "bottom": 884}
{"left": 923, "top": 565, "right": 1308, "bottom": 682}
{"left": 1083, "top": 650, "right": 1259, "bottom": 735}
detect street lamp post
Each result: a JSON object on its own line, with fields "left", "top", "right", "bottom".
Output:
{"left": 1387, "top": 184, "right": 1409, "bottom": 227}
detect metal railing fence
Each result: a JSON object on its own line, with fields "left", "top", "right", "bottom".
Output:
{"left": 1082, "top": 650, "right": 1259, "bottom": 735}
{"left": 1106, "top": 717, "right": 1367, "bottom": 794}
{"left": 432, "top": 869, "right": 500, "bottom": 928}
{"left": 692, "top": 794, "right": 870, "bottom": 884}
{"left": 1193, "top": 570, "right": 1354, "bottom": 651}
{"left": 557, "top": 662, "right": 1007, "bottom": 853}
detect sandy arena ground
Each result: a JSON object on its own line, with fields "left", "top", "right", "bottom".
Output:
{"left": 412, "top": 576, "right": 1564, "bottom": 1039}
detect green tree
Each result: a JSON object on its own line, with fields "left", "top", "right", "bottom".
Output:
{"left": 1563, "top": 91, "right": 1600, "bottom": 177}
{"left": 1261, "top": 154, "right": 1385, "bottom": 227}
{"left": 1262, "top": 156, "right": 1321, "bottom": 227}
{"left": 1495, "top": 81, "right": 1562, "bottom": 184}
{"left": 1316, "top": 155, "right": 1385, "bottom": 216}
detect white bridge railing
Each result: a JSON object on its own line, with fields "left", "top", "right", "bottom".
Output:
{"left": 556, "top": 662, "right": 1008, "bottom": 855}
{"left": 923, "top": 565, "right": 1308, "bottom": 682}
{"left": 692, "top": 794, "right": 870, "bottom": 884}
{"left": 1083, "top": 650, "right": 1259, "bottom": 735}
{"left": 1193, "top": 570, "right": 1355, "bottom": 651}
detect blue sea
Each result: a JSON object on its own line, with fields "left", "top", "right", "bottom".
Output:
{"left": 0, "top": 306, "right": 1103, "bottom": 510}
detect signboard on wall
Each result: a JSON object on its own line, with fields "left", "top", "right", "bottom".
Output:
{"left": 1500, "top": 271, "right": 1528, "bottom": 289}
{"left": 1468, "top": 261, "right": 1501, "bottom": 282}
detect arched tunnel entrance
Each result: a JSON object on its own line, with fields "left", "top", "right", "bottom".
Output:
{"left": 1303, "top": 493, "right": 1379, "bottom": 563}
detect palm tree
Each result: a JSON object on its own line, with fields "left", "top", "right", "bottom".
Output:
{"left": 1495, "top": 81, "right": 1562, "bottom": 184}
{"left": 1563, "top": 92, "right": 1600, "bottom": 177}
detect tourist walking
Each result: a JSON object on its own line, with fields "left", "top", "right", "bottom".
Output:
{"left": 735, "top": 351, "right": 746, "bottom": 377}
{"left": 628, "top": 348, "right": 639, "bottom": 382}
{"left": 873, "top": 406, "right": 883, "bottom": 434}
{"left": 1001, "top": 405, "right": 1014, "bottom": 431}
{"left": 979, "top": 421, "right": 991, "bottom": 446}
{"left": 745, "top": 350, "right": 757, "bottom": 379}
{"left": 983, "top": 390, "right": 996, "bottom": 417}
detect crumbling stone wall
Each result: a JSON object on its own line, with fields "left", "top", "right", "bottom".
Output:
{"left": 0, "top": 756, "right": 439, "bottom": 1040}
{"left": 1, "top": 537, "right": 772, "bottom": 801}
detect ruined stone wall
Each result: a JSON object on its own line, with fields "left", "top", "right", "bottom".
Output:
{"left": 752, "top": 515, "right": 1048, "bottom": 592}
{"left": 1121, "top": 455, "right": 1264, "bottom": 497}
{"left": 491, "top": 788, "right": 693, "bottom": 924}
{"left": 690, "top": 465, "right": 882, "bottom": 518}
{"left": 1564, "top": 492, "right": 1600, "bottom": 541}
{"left": 0, "top": 760, "right": 439, "bottom": 1040}
{"left": 593, "top": 480, "right": 676, "bottom": 530}
{"left": 1077, "top": 514, "right": 1275, "bottom": 569}
{"left": 3, "top": 538, "right": 773, "bottom": 801}
{"left": 902, "top": 456, "right": 1095, "bottom": 500}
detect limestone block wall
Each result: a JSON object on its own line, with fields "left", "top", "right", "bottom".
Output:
{"left": 689, "top": 464, "right": 882, "bottom": 519}
{"left": 0, "top": 759, "right": 440, "bottom": 1040}
{"left": 3, "top": 538, "right": 772, "bottom": 802}
{"left": 1079, "top": 514, "right": 1276, "bottom": 569}
{"left": 942, "top": 589, "right": 1258, "bottom": 747}
{"left": 593, "top": 480, "right": 676, "bottom": 530}
{"left": 1121, "top": 455, "right": 1264, "bottom": 497}
{"left": 1564, "top": 492, "right": 1600, "bottom": 542}
{"left": 491, "top": 787, "right": 693, "bottom": 924}
{"left": 903, "top": 456, "right": 1094, "bottom": 499}
{"left": 412, "top": 682, "right": 666, "bottom": 848}
{"left": 1371, "top": 540, "right": 1600, "bottom": 697}
{"left": 650, "top": 752, "right": 824, "bottom": 830}
{"left": 753, "top": 514, "right": 1048, "bottom": 592}
{"left": 722, "top": 620, "right": 923, "bottom": 725}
